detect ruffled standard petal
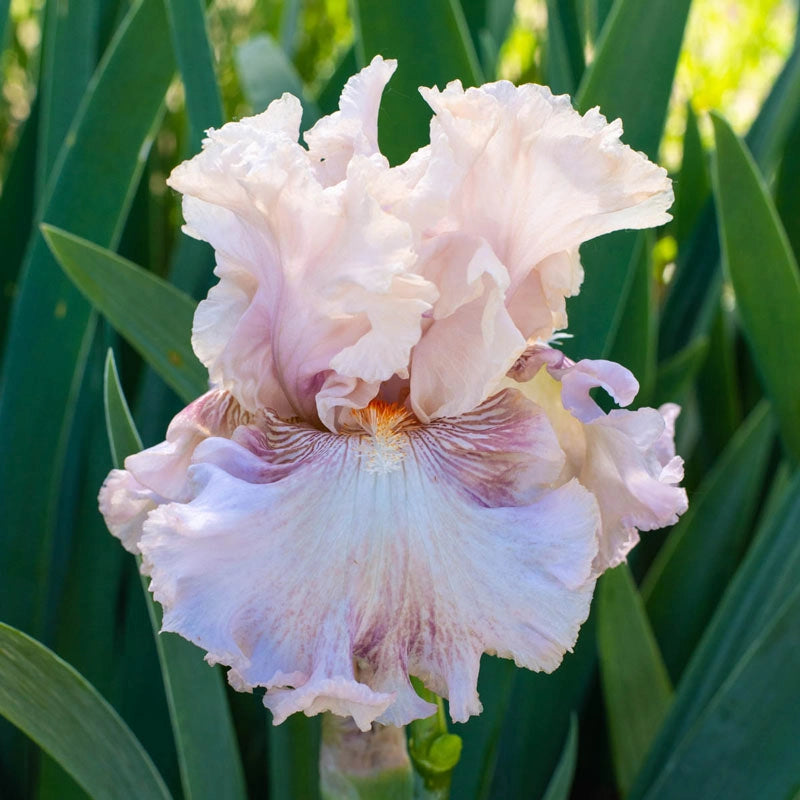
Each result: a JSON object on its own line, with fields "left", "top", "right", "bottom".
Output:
{"left": 403, "top": 81, "right": 672, "bottom": 419}
{"left": 137, "top": 389, "right": 599, "bottom": 730}
{"left": 506, "top": 346, "right": 687, "bottom": 572}
{"left": 409, "top": 235, "right": 525, "bottom": 421}
{"left": 99, "top": 390, "right": 248, "bottom": 553}
{"left": 168, "top": 94, "right": 437, "bottom": 428}
{"left": 304, "top": 55, "right": 397, "bottom": 186}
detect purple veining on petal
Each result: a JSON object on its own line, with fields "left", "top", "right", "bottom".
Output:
{"left": 129, "top": 390, "right": 599, "bottom": 730}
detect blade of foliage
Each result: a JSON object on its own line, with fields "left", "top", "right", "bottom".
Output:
{"left": 694, "top": 306, "right": 742, "bottom": 469}
{"left": 711, "top": 113, "right": 800, "bottom": 462}
{"left": 541, "top": 714, "right": 578, "bottom": 800}
{"left": 673, "top": 103, "right": 709, "bottom": 246}
{"left": 631, "top": 469, "right": 800, "bottom": 797}
{"left": 104, "top": 349, "right": 144, "bottom": 459}
{"left": 482, "top": 0, "right": 515, "bottom": 78}
{"left": 43, "top": 225, "right": 206, "bottom": 403}
{"left": 35, "top": 0, "right": 98, "bottom": 204}
{"left": 544, "top": 0, "right": 585, "bottom": 95}
{"left": 104, "top": 350, "right": 247, "bottom": 800}
{"left": 0, "top": 99, "right": 38, "bottom": 344}
{"left": 450, "top": 657, "right": 515, "bottom": 800}
{"left": 657, "top": 201, "right": 721, "bottom": 360}
{"left": 775, "top": 101, "right": 800, "bottom": 262}
{"left": 0, "top": 623, "right": 171, "bottom": 800}
{"left": 164, "top": 0, "right": 224, "bottom": 152}
{"left": 643, "top": 401, "right": 774, "bottom": 679}
{"left": 434, "top": 0, "right": 511, "bottom": 78}
{"left": 746, "top": 31, "right": 800, "bottom": 176}
{"left": 279, "top": 0, "right": 300, "bottom": 54}
{"left": 235, "top": 33, "right": 319, "bottom": 128}
{"left": 565, "top": 230, "right": 641, "bottom": 361}
{"left": 608, "top": 233, "right": 655, "bottom": 403}
{"left": 352, "top": 0, "right": 482, "bottom": 164}
{"left": 568, "top": 0, "right": 692, "bottom": 361}
{"left": 594, "top": 0, "right": 616, "bottom": 39}
{"left": 597, "top": 564, "right": 672, "bottom": 796}
{"left": 489, "top": 617, "right": 596, "bottom": 799}
{"left": 661, "top": 34, "right": 800, "bottom": 358}
{"left": 641, "top": 584, "right": 800, "bottom": 800}
{"left": 459, "top": 0, "right": 486, "bottom": 61}
{"left": 0, "top": 0, "right": 174, "bottom": 641}
{"left": 575, "top": 0, "right": 691, "bottom": 159}
{"left": 269, "top": 715, "right": 321, "bottom": 800}
{"left": 36, "top": 328, "right": 180, "bottom": 800}
{"left": 652, "top": 335, "right": 709, "bottom": 406}
{"left": 0, "top": 0, "right": 10, "bottom": 53}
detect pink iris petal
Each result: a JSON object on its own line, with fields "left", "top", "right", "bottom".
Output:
{"left": 106, "top": 390, "right": 600, "bottom": 729}
{"left": 400, "top": 80, "right": 673, "bottom": 420}
{"left": 167, "top": 59, "right": 437, "bottom": 430}
{"left": 100, "top": 390, "right": 249, "bottom": 553}
{"left": 98, "top": 58, "right": 688, "bottom": 734}
{"left": 507, "top": 346, "right": 688, "bottom": 572}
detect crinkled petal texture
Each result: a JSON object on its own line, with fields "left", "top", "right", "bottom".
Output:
{"left": 113, "top": 389, "right": 601, "bottom": 730}
{"left": 167, "top": 56, "right": 437, "bottom": 430}
{"left": 404, "top": 81, "right": 674, "bottom": 420}
{"left": 99, "top": 390, "right": 250, "bottom": 553}
{"left": 506, "top": 346, "right": 688, "bottom": 572}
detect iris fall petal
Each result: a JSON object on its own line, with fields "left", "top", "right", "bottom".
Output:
{"left": 100, "top": 58, "right": 687, "bottom": 732}
{"left": 134, "top": 391, "right": 599, "bottom": 729}
{"left": 507, "top": 345, "right": 688, "bottom": 572}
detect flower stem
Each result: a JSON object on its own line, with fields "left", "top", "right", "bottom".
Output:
{"left": 319, "top": 713, "right": 414, "bottom": 800}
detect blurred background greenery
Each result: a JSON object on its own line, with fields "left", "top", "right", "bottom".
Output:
{"left": 2, "top": 1, "right": 800, "bottom": 799}
{"left": 1, "top": 0, "right": 796, "bottom": 177}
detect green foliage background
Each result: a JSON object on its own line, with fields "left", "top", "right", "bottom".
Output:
{"left": 1, "top": 1, "right": 799, "bottom": 798}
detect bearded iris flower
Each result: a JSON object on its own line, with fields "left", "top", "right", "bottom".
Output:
{"left": 99, "top": 57, "right": 687, "bottom": 732}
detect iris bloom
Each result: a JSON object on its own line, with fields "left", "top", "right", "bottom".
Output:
{"left": 99, "top": 57, "right": 687, "bottom": 732}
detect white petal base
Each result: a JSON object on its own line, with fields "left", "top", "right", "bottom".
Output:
{"left": 137, "top": 390, "right": 600, "bottom": 729}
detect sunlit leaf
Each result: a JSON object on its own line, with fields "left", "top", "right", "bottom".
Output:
{"left": 164, "top": 0, "right": 224, "bottom": 152}
{"left": 673, "top": 103, "right": 710, "bottom": 246}
{"left": 43, "top": 225, "right": 206, "bottom": 404}
{"left": 640, "top": 584, "right": 800, "bottom": 800}
{"left": 544, "top": 0, "right": 585, "bottom": 95}
{"left": 576, "top": 0, "right": 691, "bottom": 159}
{"left": 0, "top": 623, "right": 171, "bottom": 800}
{"left": 631, "top": 469, "right": 800, "bottom": 798}
{"left": 712, "top": 112, "right": 800, "bottom": 462}
{"left": 608, "top": 233, "right": 655, "bottom": 403}
{"left": 597, "top": 564, "right": 672, "bottom": 795}
{"left": 352, "top": 0, "right": 482, "bottom": 164}
{"left": 567, "top": 0, "right": 692, "bottom": 360}
{"left": 643, "top": 401, "right": 774, "bottom": 679}
{"left": 35, "top": 0, "right": 98, "bottom": 204}
{"left": 0, "top": 0, "right": 175, "bottom": 643}
{"left": 661, "top": 33, "right": 800, "bottom": 359}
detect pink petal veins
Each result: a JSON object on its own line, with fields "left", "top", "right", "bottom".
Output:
{"left": 121, "top": 391, "right": 600, "bottom": 729}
